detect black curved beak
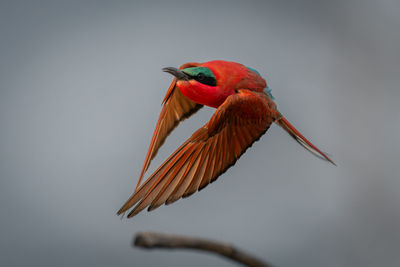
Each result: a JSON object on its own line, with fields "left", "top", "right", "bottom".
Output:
{"left": 162, "top": 67, "right": 189, "bottom": 80}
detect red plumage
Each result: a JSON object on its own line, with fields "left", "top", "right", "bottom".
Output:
{"left": 118, "top": 60, "right": 334, "bottom": 218}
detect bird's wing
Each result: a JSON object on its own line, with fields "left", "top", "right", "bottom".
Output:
{"left": 136, "top": 63, "right": 203, "bottom": 191}
{"left": 118, "top": 89, "right": 278, "bottom": 218}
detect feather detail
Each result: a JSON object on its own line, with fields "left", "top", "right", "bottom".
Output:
{"left": 118, "top": 89, "right": 278, "bottom": 217}
{"left": 276, "top": 116, "right": 336, "bottom": 165}
{"left": 135, "top": 64, "right": 203, "bottom": 192}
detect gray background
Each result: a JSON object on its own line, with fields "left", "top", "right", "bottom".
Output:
{"left": 1, "top": 0, "right": 399, "bottom": 266}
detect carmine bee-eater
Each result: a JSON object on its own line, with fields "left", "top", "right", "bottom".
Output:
{"left": 118, "top": 60, "right": 335, "bottom": 218}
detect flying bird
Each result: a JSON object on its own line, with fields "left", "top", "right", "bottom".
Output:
{"left": 118, "top": 60, "right": 335, "bottom": 218}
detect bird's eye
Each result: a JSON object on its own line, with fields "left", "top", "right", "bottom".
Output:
{"left": 183, "top": 67, "right": 217, "bottom": 86}
{"left": 197, "top": 73, "right": 205, "bottom": 81}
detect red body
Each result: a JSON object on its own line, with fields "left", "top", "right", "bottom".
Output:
{"left": 177, "top": 60, "right": 267, "bottom": 108}
{"left": 117, "top": 60, "right": 335, "bottom": 218}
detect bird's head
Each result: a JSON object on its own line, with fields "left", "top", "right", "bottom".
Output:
{"left": 162, "top": 65, "right": 217, "bottom": 86}
{"left": 163, "top": 60, "right": 266, "bottom": 107}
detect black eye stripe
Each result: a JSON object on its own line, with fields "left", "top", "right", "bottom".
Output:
{"left": 191, "top": 73, "right": 216, "bottom": 86}
{"left": 197, "top": 73, "right": 205, "bottom": 80}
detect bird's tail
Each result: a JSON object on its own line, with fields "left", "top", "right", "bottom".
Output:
{"left": 275, "top": 116, "right": 336, "bottom": 165}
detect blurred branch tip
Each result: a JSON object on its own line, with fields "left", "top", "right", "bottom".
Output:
{"left": 133, "top": 231, "right": 273, "bottom": 267}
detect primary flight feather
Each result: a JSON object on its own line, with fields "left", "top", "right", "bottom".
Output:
{"left": 118, "top": 60, "right": 335, "bottom": 218}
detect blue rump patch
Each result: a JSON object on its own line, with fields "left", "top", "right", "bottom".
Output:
{"left": 264, "top": 86, "right": 275, "bottom": 100}
{"left": 246, "top": 66, "right": 261, "bottom": 76}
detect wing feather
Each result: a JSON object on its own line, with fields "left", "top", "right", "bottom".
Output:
{"left": 149, "top": 144, "right": 205, "bottom": 210}
{"left": 119, "top": 89, "right": 279, "bottom": 217}
{"left": 129, "top": 144, "right": 197, "bottom": 217}
{"left": 196, "top": 136, "right": 218, "bottom": 192}
{"left": 135, "top": 63, "right": 203, "bottom": 191}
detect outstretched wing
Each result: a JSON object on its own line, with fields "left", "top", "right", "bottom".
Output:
{"left": 118, "top": 89, "right": 279, "bottom": 218}
{"left": 135, "top": 63, "right": 203, "bottom": 191}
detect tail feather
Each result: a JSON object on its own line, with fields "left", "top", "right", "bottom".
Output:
{"left": 276, "top": 116, "right": 336, "bottom": 165}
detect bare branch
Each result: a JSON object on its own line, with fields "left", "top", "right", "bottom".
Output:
{"left": 134, "top": 231, "right": 272, "bottom": 267}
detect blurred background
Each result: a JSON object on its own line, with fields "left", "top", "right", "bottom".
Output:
{"left": 1, "top": 0, "right": 399, "bottom": 266}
